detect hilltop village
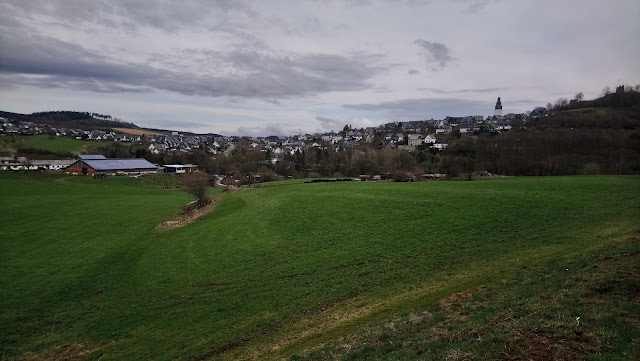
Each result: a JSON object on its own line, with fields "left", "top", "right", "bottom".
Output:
{"left": 1, "top": 98, "right": 529, "bottom": 163}
{"left": 2, "top": 86, "right": 638, "bottom": 179}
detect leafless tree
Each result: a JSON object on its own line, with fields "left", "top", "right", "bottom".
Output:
{"left": 554, "top": 98, "right": 569, "bottom": 109}
{"left": 182, "top": 172, "right": 211, "bottom": 208}
{"left": 573, "top": 92, "right": 584, "bottom": 102}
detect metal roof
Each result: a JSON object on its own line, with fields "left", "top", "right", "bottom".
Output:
{"left": 31, "top": 160, "right": 75, "bottom": 166}
{"left": 77, "top": 154, "right": 107, "bottom": 160}
{"left": 83, "top": 158, "right": 157, "bottom": 171}
{"left": 162, "top": 164, "right": 197, "bottom": 168}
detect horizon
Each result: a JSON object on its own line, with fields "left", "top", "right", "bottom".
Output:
{"left": 1, "top": 0, "right": 638, "bottom": 136}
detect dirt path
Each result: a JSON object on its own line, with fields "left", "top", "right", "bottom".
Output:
{"left": 215, "top": 176, "right": 237, "bottom": 190}
{"left": 156, "top": 197, "right": 218, "bottom": 230}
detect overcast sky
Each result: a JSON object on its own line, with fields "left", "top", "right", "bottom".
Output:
{"left": 1, "top": 0, "right": 638, "bottom": 136}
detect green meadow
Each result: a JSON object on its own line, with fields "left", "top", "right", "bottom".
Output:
{"left": 0, "top": 173, "right": 638, "bottom": 360}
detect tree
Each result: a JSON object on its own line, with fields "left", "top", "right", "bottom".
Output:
{"left": 602, "top": 86, "right": 611, "bottom": 96}
{"left": 554, "top": 97, "right": 569, "bottom": 109}
{"left": 392, "top": 151, "right": 416, "bottom": 171}
{"left": 463, "top": 156, "right": 476, "bottom": 180}
{"left": 573, "top": 92, "right": 584, "bottom": 102}
{"left": 182, "top": 172, "right": 211, "bottom": 208}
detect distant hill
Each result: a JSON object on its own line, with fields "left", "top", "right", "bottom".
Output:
{"left": 562, "top": 89, "right": 640, "bottom": 111}
{"left": 531, "top": 91, "right": 640, "bottom": 131}
{"left": 0, "top": 110, "right": 138, "bottom": 130}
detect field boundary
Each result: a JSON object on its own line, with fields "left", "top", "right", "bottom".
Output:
{"left": 156, "top": 197, "right": 219, "bottom": 230}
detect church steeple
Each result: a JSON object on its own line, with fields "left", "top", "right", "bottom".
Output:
{"left": 494, "top": 97, "right": 503, "bottom": 119}
{"left": 495, "top": 97, "right": 502, "bottom": 110}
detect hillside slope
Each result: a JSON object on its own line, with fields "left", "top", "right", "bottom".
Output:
{"left": 0, "top": 174, "right": 638, "bottom": 360}
{"left": 0, "top": 110, "right": 137, "bottom": 130}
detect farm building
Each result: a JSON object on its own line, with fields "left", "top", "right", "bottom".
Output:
{"left": 29, "top": 160, "right": 74, "bottom": 170}
{"left": 66, "top": 155, "right": 157, "bottom": 176}
{"left": 0, "top": 156, "right": 29, "bottom": 170}
{"left": 162, "top": 164, "right": 199, "bottom": 174}
{"left": 0, "top": 157, "right": 74, "bottom": 171}
{"left": 76, "top": 154, "right": 107, "bottom": 160}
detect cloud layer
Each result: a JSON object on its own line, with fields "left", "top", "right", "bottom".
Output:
{"left": 0, "top": 31, "right": 385, "bottom": 99}
{"left": 1, "top": 0, "right": 638, "bottom": 135}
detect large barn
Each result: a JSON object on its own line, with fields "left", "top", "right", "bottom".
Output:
{"left": 66, "top": 155, "right": 157, "bottom": 176}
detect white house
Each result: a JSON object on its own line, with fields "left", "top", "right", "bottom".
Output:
{"left": 431, "top": 138, "right": 448, "bottom": 150}
{"left": 424, "top": 134, "right": 437, "bottom": 144}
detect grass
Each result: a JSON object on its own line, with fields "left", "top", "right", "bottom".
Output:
{"left": 113, "top": 127, "right": 167, "bottom": 136}
{"left": 560, "top": 107, "right": 608, "bottom": 115}
{"left": 0, "top": 174, "right": 638, "bottom": 360}
{"left": 2, "top": 135, "right": 107, "bottom": 154}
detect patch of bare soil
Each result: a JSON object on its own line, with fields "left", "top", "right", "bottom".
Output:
{"left": 156, "top": 197, "right": 217, "bottom": 229}
{"left": 439, "top": 290, "right": 475, "bottom": 310}
{"left": 409, "top": 311, "right": 433, "bottom": 324}
{"left": 501, "top": 328, "right": 601, "bottom": 361}
{"left": 18, "top": 342, "right": 114, "bottom": 361}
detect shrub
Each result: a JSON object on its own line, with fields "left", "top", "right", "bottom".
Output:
{"left": 393, "top": 171, "right": 417, "bottom": 182}
{"left": 182, "top": 173, "right": 212, "bottom": 208}
{"left": 582, "top": 162, "right": 601, "bottom": 175}
{"left": 259, "top": 169, "right": 278, "bottom": 183}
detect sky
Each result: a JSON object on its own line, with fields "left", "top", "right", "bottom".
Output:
{"left": 1, "top": 0, "right": 638, "bottom": 136}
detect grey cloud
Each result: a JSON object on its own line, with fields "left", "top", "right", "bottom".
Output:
{"left": 408, "top": 69, "right": 420, "bottom": 75}
{"left": 2, "top": 75, "right": 153, "bottom": 94}
{"left": 265, "top": 99, "right": 281, "bottom": 105}
{"left": 317, "top": 0, "right": 430, "bottom": 7}
{"left": 137, "top": 118, "right": 207, "bottom": 129}
{"left": 344, "top": 98, "right": 492, "bottom": 120}
{"left": 236, "top": 123, "right": 308, "bottom": 137}
{"left": 315, "top": 116, "right": 344, "bottom": 130}
{"left": 302, "top": 17, "right": 321, "bottom": 33}
{"left": 414, "top": 39, "right": 454, "bottom": 71}
{"left": 315, "top": 116, "right": 373, "bottom": 131}
{"left": 456, "top": 0, "right": 500, "bottom": 14}
{"left": 0, "top": 0, "right": 259, "bottom": 33}
{"left": 419, "top": 87, "right": 501, "bottom": 94}
{"left": 507, "top": 99, "right": 549, "bottom": 107}
{"left": 0, "top": 31, "right": 387, "bottom": 99}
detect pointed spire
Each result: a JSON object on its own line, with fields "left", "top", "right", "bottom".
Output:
{"left": 495, "top": 97, "right": 502, "bottom": 110}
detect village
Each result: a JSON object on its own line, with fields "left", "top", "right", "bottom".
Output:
{"left": 0, "top": 98, "right": 535, "bottom": 175}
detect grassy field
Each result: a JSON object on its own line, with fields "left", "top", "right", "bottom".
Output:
{"left": 0, "top": 173, "right": 638, "bottom": 360}
{"left": 113, "top": 128, "right": 166, "bottom": 136}
{"left": 2, "top": 135, "right": 106, "bottom": 154}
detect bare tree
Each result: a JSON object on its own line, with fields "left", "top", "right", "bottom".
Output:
{"left": 602, "top": 86, "right": 611, "bottom": 96}
{"left": 182, "top": 172, "right": 211, "bottom": 208}
{"left": 554, "top": 98, "right": 569, "bottom": 109}
{"left": 573, "top": 92, "right": 584, "bottom": 102}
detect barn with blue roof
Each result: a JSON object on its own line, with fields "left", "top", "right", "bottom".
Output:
{"left": 66, "top": 155, "right": 157, "bottom": 176}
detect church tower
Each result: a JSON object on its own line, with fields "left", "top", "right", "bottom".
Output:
{"left": 494, "top": 97, "right": 503, "bottom": 119}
